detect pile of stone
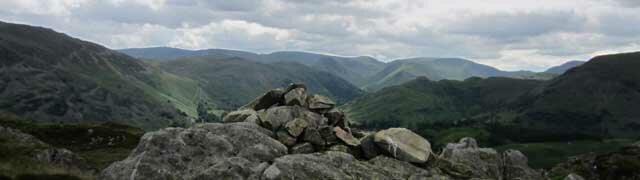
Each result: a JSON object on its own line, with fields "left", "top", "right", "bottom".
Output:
{"left": 100, "top": 84, "right": 545, "bottom": 180}
{"left": 223, "top": 84, "right": 433, "bottom": 163}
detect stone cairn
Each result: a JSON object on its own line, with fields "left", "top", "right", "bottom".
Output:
{"left": 222, "top": 83, "right": 433, "bottom": 163}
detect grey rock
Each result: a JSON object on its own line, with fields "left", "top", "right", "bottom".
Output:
{"left": 333, "top": 127, "right": 360, "bottom": 146}
{"left": 319, "top": 126, "right": 338, "bottom": 146}
{"left": 360, "top": 134, "right": 382, "bottom": 159}
{"left": 302, "top": 128, "right": 324, "bottom": 146}
{"left": 502, "top": 149, "right": 544, "bottom": 180}
{"left": 223, "top": 109, "right": 259, "bottom": 123}
{"left": 290, "top": 143, "right": 315, "bottom": 154}
{"left": 284, "top": 87, "right": 307, "bottom": 107}
{"left": 324, "top": 109, "right": 346, "bottom": 128}
{"left": 284, "top": 118, "right": 308, "bottom": 137}
{"left": 373, "top": 128, "right": 432, "bottom": 163}
{"left": 440, "top": 137, "right": 502, "bottom": 180}
{"left": 276, "top": 129, "right": 298, "bottom": 147}
{"left": 240, "top": 88, "right": 285, "bottom": 111}
{"left": 258, "top": 106, "right": 298, "bottom": 131}
{"left": 261, "top": 151, "right": 445, "bottom": 180}
{"left": 564, "top": 173, "right": 585, "bottom": 180}
{"left": 100, "top": 122, "right": 287, "bottom": 180}
{"left": 328, "top": 144, "right": 350, "bottom": 153}
{"left": 306, "top": 94, "right": 335, "bottom": 110}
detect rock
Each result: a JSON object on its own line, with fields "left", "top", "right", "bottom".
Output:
{"left": 564, "top": 173, "right": 585, "bottom": 180}
{"left": 333, "top": 127, "right": 360, "bottom": 146}
{"left": 328, "top": 144, "right": 350, "bottom": 153}
{"left": 440, "top": 137, "right": 502, "bottom": 180}
{"left": 302, "top": 128, "right": 324, "bottom": 146}
{"left": 290, "top": 143, "right": 315, "bottom": 154}
{"left": 241, "top": 88, "right": 285, "bottom": 110}
{"left": 100, "top": 122, "right": 287, "bottom": 180}
{"left": 373, "top": 128, "right": 432, "bottom": 163}
{"left": 306, "top": 94, "right": 335, "bottom": 110}
{"left": 324, "top": 109, "right": 346, "bottom": 128}
{"left": 276, "top": 129, "right": 298, "bottom": 147}
{"left": 258, "top": 106, "right": 298, "bottom": 131}
{"left": 502, "top": 149, "right": 544, "bottom": 180}
{"left": 261, "top": 152, "right": 444, "bottom": 180}
{"left": 284, "top": 87, "right": 307, "bottom": 107}
{"left": 222, "top": 109, "right": 259, "bottom": 123}
{"left": 360, "top": 134, "right": 382, "bottom": 159}
{"left": 319, "top": 126, "right": 338, "bottom": 146}
{"left": 284, "top": 118, "right": 308, "bottom": 137}
{"left": 33, "top": 148, "right": 90, "bottom": 170}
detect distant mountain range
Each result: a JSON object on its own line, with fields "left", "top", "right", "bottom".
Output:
{"left": 544, "top": 60, "right": 585, "bottom": 74}
{"left": 0, "top": 21, "right": 592, "bottom": 131}
{"left": 344, "top": 52, "right": 640, "bottom": 145}
{"left": 120, "top": 47, "right": 574, "bottom": 91}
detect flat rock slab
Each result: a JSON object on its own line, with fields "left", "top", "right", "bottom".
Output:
{"left": 373, "top": 128, "right": 432, "bottom": 163}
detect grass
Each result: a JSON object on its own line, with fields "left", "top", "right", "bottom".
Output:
{"left": 495, "top": 139, "right": 634, "bottom": 169}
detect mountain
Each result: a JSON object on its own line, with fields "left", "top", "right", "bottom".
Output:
{"left": 158, "top": 55, "right": 364, "bottom": 109}
{"left": 544, "top": 60, "right": 585, "bottom": 74}
{"left": 343, "top": 76, "right": 543, "bottom": 141}
{"left": 344, "top": 51, "right": 640, "bottom": 146}
{"left": 0, "top": 21, "right": 207, "bottom": 129}
{"left": 362, "top": 57, "right": 552, "bottom": 91}
{"left": 119, "top": 47, "right": 260, "bottom": 61}
{"left": 507, "top": 52, "right": 640, "bottom": 140}
{"left": 120, "top": 47, "right": 386, "bottom": 87}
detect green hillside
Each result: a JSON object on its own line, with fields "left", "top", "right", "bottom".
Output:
{"left": 159, "top": 56, "right": 364, "bottom": 109}
{"left": 0, "top": 21, "right": 207, "bottom": 130}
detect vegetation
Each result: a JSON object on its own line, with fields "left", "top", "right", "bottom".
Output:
{"left": 0, "top": 113, "right": 144, "bottom": 179}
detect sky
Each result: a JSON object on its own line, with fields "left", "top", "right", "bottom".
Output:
{"left": 1, "top": 0, "right": 639, "bottom": 71}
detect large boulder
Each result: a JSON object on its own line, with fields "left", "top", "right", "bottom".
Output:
{"left": 241, "top": 88, "right": 286, "bottom": 111}
{"left": 564, "top": 173, "right": 585, "bottom": 180}
{"left": 261, "top": 151, "right": 448, "bottom": 180}
{"left": 306, "top": 94, "right": 335, "bottom": 111}
{"left": 100, "top": 122, "right": 287, "bottom": 180}
{"left": 333, "top": 127, "right": 360, "bottom": 146}
{"left": 284, "top": 87, "right": 307, "bottom": 107}
{"left": 223, "top": 109, "right": 259, "bottom": 123}
{"left": 440, "top": 137, "right": 502, "bottom": 180}
{"left": 502, "top": 149, "right": 544, "bottom": 180}
{"left": 373, "top": 128, "right": 432, "bottom": 163}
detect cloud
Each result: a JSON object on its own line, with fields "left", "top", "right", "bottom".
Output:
{"left": 0, "top": 0, "right": 639, "bottom": 71}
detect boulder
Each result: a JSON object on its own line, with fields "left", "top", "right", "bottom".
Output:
{"left": 261, "top": 152, "right": 446, "bottom": 180}
{"left": 241, "top": 88, "right": 286, "bottom": 110}
{"left": 564, "top": 173, "right": 585, "bottom": 180}
{"left": 373, "top": 128, "right": 432, "bottom": 163}
{"left": 276, "top": 129, "right": 298, "bottom": 147}
{"left": 333, "top": 127, "right": 360, "bottom": 146}
{"left": 284, "top": 118, "right": 308, "bottom": 137}
{"left": 324, "top": 109, "right": 347, "bottom": 128}
{"left": 319, "top": 126, "right": 338, "bottom": 146}
{"left": 284, "top": 87, "right": 307, "bottom": 107}
{"left": 100, "top": 122, "right": 287, "bottom": 180}
{"left": 328, "top": 144, "right": 350, "bottom": 153}
{"left": 502, "top": 149, "right": 544, "bottom": 180}
{"left": 290, "top": 143, "right": 315, "bottom": 154}
{"left": 306, "top": 94, "right": 335, "bottom": 110}
{"left": 258, "top": 106, "right": 298, "bottom": 131}
{"left": 302, "top": 128, "right": 324, "bottom": 146}
{"left": 360, "top": 134, "right": 382, "bottom": 159}
{"left": 440, "top": 137, "right": 502, "bottom": 180}
{"left": 222, "top": 109, "right": 259, "bottom": 123}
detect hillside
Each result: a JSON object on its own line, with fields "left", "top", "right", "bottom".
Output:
{"left": 507, "top": 52, "right": 640, "bottom": 140}
{"left": 0, "top": 21, "right": 208, "bottom": 129}
{"left": 544, "top": 60, "right": 585, "bottom": 74}
{"left": 362, "top": 57, "right": 552, "bottom": 91}
{"left": 343, "top": 76, "right": 543, "bottom": 141}
{"left": 120, "top": 47, "right": 386, "bottom": 87}
{"left": 159, "top": 56, "right": 364, "bottom": 109}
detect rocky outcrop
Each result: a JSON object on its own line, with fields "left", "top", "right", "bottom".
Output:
{"left": 549, "top": 141, "right": 640, "bottom": 180}
{"left": 373, "top": 128, "right": 432, "bottom": 163}
{"left": 100, "top": 122, "right": 287, "bottom": 180}
{"left": 439, "top": 137, "right": 543, "bottom": 180}
{"left": 102, "top": 84, "right": 543, "bottom": 180}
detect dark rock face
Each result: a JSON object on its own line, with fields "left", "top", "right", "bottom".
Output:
{"left": 102, "top": 84, "right": 544, "bottom": 180}
{"left": 550, "top": 141, "right": 640, "bottom": 180}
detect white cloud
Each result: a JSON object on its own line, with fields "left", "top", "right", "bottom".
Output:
{"left": 0, "top": 0, "right": 639, "bottom": 71}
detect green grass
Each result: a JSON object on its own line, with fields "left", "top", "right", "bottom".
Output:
{"left": 495, "top": 139, "right": 634, "bottom": 169}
